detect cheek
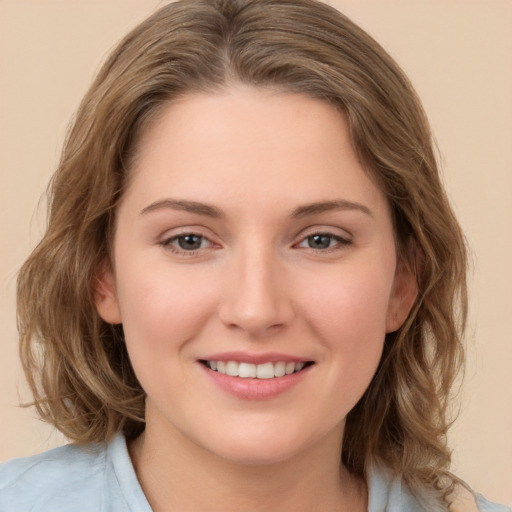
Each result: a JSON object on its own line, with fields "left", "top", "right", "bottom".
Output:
{"left": 114, "top": 265, "right": 219, "bottom": 366}
{"left": 282, "top": 265, "right": 394, "bottom": 429}
{"left": 307, "top": 268, "right": 392, "bottom": 334}
{"left": 298, "top": 263, "right": 394, "bottom": 373}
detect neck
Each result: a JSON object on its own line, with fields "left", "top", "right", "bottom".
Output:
{"left": 129, "top": 418, "right": 367, "bottom": 512}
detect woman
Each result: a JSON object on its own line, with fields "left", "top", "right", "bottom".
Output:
{"left": 0, "top": 1, "right": 509, "bottom": 510}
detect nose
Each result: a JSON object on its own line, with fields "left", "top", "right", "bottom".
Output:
{"left": 218, "top": 244, "right": 295, "bottom": 337}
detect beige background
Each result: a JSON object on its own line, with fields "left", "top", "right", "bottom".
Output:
{"left": 1, "top": 0, "right": 511, "bottom": 505}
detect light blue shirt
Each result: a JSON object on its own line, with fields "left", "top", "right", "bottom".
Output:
{"left": 0, "top": 434, "right": 509, "bottom": 511}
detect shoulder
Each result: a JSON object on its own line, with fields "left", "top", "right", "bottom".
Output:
{"left": 0, "top": 440, "right": 108, "bottom": 511}
{"left": 0, "top": 434, "right": 150, "bottom": 512}
{"left": 448, "top": 481, "right": 511, "bottom": 512}
{"left": 367, "top": 465, "right": 438, "bottom": 511}
{"left": 474, "top": 493, "right": 512, "bottom": 512}
{"left": 367, "top": 466, "right": 511, "bottom": 512}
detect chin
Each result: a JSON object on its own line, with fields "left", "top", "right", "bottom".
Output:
{"left": 199, "top": 420, "right": 322, "bottom": 467}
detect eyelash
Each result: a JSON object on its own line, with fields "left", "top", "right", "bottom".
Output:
{"left": 159, "top": 231, "right": 352, "bottom": 255}
{"left": 159, "top": 233, "right": 215, "bottom": 255}
{"left": 295, "top": 232, "right": 352, "bottom": 252}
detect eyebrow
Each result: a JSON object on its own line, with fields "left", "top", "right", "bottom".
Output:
{"left": 140, "top": 198, "right": 373, "bottom": 219}
{"left": 291, "top": 200, "right": 374, "bottom": 219}
{"left": 140, "top": 199, "right": 223, "bottom": 218}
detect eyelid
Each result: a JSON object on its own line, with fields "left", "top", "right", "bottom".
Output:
{"left": 294, "top": 225, "right": 353, "bottom": 242}
{"left": 158, "top": 227, "right": 221, "bottom": 255}
{"left": 156, "top": 225, "right": 353, "bottom": 255}
{"left": 293, "top": 227, "right": 353, "bottom": 252}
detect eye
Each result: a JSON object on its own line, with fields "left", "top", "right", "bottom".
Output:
{"left": 296, "top": 232, "right": 351, "bottom": 251}
{"left": 161, "top": 233, "right": 212, "bottom": 252}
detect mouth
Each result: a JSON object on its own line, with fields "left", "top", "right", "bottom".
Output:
{"left": 200, "top": 360, "right": 315, "bottom": 379}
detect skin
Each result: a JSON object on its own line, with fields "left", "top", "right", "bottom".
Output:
{"left": 95, "top": 86, "right": 417, "bottom": 511}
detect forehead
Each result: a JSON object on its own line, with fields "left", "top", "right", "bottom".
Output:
{"left": 135, "top": 87, "right": 347, "bottom": 158}
{"left": 123, "top": 86, "right": 388, "bottom": 218}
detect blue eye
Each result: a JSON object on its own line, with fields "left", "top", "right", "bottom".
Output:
{"left": 307, "top": 234, "right": 334, "bottom": 249}
{"left": 297, "top": 233, "right": 351, "bottom": 250}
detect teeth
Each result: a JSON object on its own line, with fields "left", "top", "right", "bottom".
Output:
{"left": 238, "top": 362, "right": 257, "bottom": 378}
{"left": 207, "top": 360, "right": 309, "bottom": 378}
{"left": 256, "top": 362, "right": 274, "bottom": 379}
{"left": 226, "top": 361, "right": 238, "bottom": 377}
{"left": 274, "top": 361, "right": 286, "bottom": 377}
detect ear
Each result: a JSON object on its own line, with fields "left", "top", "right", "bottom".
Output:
{"left": 94, "top": 260, "right": 122, "bottom": 324}
{"left": 385, "top": 256, "right": 418, "bottom": 333}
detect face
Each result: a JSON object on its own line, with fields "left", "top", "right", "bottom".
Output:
{"left": 96, "top": 86, "right": 416, "bottom": 465}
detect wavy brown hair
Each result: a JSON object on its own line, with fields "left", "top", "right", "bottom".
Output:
{"left": 17, "top": 0, "right": 467, "bottom": 507}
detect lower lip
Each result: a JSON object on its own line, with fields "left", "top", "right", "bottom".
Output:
{"left": 200, "top": 363, "right": 313, "bottom": 400}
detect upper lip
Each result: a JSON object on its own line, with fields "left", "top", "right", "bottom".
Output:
{"left": 200, "top": 351, "right": 313, "bottom": 365}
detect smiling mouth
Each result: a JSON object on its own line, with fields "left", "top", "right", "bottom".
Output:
{"left": 200, "top": 360, "right": 315, "bottom": 379}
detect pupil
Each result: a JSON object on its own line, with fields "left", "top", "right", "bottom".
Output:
{"left": 178, "top": 234, "right": 202, "bottom": 250}
{"left": 309, "top": 234, "right": 331, "bottom": 249}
